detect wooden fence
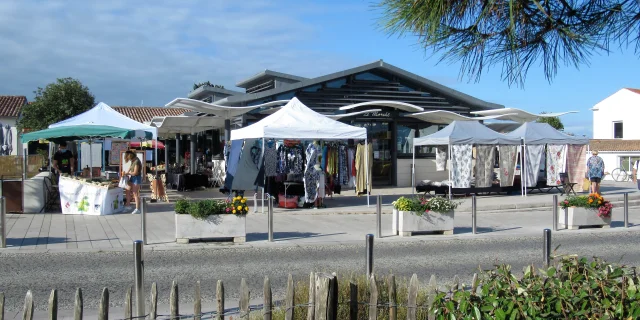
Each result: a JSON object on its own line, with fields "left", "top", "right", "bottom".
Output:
{"left": 1, "top": 272, "right": 476, "bottom": 320}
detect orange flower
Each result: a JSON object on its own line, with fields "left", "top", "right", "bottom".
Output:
{"left": 588, "top": 199, "right": 594, "bottom": 204}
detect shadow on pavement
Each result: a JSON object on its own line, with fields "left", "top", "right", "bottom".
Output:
{"left": 454, "top": 226, "right": 522, "bottom": 234}
{"left": 247, "top": 232, "right": 346, "bottom": 242}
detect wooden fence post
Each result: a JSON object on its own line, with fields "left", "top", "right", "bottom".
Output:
{"left": 125, "top": 286, "right": 132, "bottom": 320}
{"left": 23, "top": 290, "right": 34, "bottom": 320}
{"left": 471, "top": 273, "right": 479, "bottom": 295}
{"left": 73, "top": 288, "right": 82, "bottom": 320}
{"left": 388, "top": 275, "right": 397, "bottom": 320}
{"left": 349, "top": 280, "right": 358, "bottom": 320}
{"left": 263, "top": 277, "right": 272, "bottom": 320}
{"left": 329, "top": 275, "right": 338, "bottom": 320}
{"left": 98, "top": 288, "right": 108, "bottom": 320}
{"left": 0, "top": 292, "right": 4, "bottom": 320}
{"left": 170, "top": 281, "right": 179, "bottom": 319}
{"left": 240, "top": 278, "right": 250, "bottom": 319}
{"left": 48, "top": 289, "right": 58, "bottom": 320}
{"left": 307, "top": 272, "right": 315, "bottom": 320}
{"left": 369, "top": 275, "right": 378, "bottom": 320}
{"left": 452, "top": 275, "right": 460, "bottom": 292}
{"left": 314, "top": 273, "right": 336, "bottom": 320}
{"left": 285, "top": 274, "right": 294, "bottom": 320}
{"left": 150, "top": 282, "right": 158, "bottom": 319}
{"left": 427, "top": 275, "right": 437, "bottom": 320}
{"left": 216, "top": 280, "right": 224, "bottom": 320}
{"left": 194, "top": 281, "right": 202, "bottom": 320}
{"left": 407, "top": 274, "right": 418, "bottom": 320}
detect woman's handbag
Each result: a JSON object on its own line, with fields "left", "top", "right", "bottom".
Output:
{"left": 118, "top": 176, "right": 129, "bottom": 188}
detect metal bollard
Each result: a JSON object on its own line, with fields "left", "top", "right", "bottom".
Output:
{"left": 253, "top": 193, "right": 258, "bottom": 214}
{"left": 624, "top": 192, "right": 629, "bottom": 228}
{"left": 376, "top": 195, "right": 382, "bottom": 238}
{"left": 133, "top": 240, "right": 145, "bottom": 317}
{"left": 543, "top": 229, "right": 551, "bottom": 267}
{"left": 471, "top": 195, "right": 477, "bottom": 234}
{"left": 366, "top": 234, "right": 374, "bottom": 276}
{"left": 267, "top": 194, "right": 274, "bottom": 242}
{"left": 140, "top": 197, "right": 147, "bottom": 245}
{"left": 1, "top": 197, "right": 5, "bottom": 248}
{"left": 552, "top": 195, "right": 558, "bottom": 231}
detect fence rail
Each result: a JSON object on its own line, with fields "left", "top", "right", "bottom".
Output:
{"left": 0, "top": 271, "right": 476, "bottom": 320}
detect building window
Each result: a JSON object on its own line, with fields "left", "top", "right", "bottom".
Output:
{"left": 326, "top": 78, "right": 347, "bottom": 88}
{"left": 613, "top": 121, "right": 623, "bottom": 139}
{"left": 355, "top": 72, "right": 390, "bottom": 82}
{"left": 619, "top": 156, "right": 640, "bottom": 172}
{"left": 396, "top": 123, "right": 446, "bottom": 157}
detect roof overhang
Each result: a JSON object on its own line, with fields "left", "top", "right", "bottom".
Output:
{"left": 339, "top": 101, "right": 424, "bottom": 113}
{"left": 165, "top": 98, "right": 289, "bottom": 118}
{"left": 406, "top": 110, "right": 516, "bottom": 124}
{"left": 150, "top": 115, "right": 226, "bottom": 135}
{"left": 328, "top": 109, "right": 382, "bottom": 119}
{"left": 471, "top": 108, "right": 578, "bottom": 123}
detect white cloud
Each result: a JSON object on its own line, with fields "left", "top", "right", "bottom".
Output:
{"left": 0, "top": 0, "right": 358, "bottom": 106}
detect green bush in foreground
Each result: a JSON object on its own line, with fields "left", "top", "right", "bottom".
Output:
{"left": 249, "top": 255, "right": 639, "bottom": 319}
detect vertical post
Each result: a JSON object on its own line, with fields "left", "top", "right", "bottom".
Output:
{"left": 376, "top": 195, "right": 382, "bottom": 238}
{"left": 624, "top": 192, "right": 629, "bottom": 228}
{"left": 553, "top": 195, "right": 558, "bottom": 231}
{"left": 141, "top": 198, "right": 147, "bottom": 245}
{"left": 366, "top": 234, "right": 374, "bottom": 276}
{"left": 23, "top": 147, "right": 27, "bottom": 181}
{"left": 253, "top": 193, "right": 258, "bottom": 214}
{"left": 268, "top": 195, "right": 274, "bottom": 242}
{"left": 165, "top": 139, "right": 169, "bottom": 169}
{"left": 543, "top": 229, "right": 551, "bottom": 267}
{"left": 134, "top": 240, "right": 145, "bottom": 318}
{"left": 175, "top": 133, "right": 181, "bottom": 166}
{"left": 224, "top": 119, "right": 231, "bottom": 144}
{"left": 471, "top": 195, "right": 477, "bottom": 234}
{"left": 190, "top": 134, "right": 196, "bottom": 175}
{"left": 0, "top": 197, "right": 5, "bottom": 248}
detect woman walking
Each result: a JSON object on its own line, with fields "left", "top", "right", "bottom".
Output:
{"left": 124, "top": 151, "right": 143, "bottom": 214}
{"left": 587, "top": 150, "right": 605, "bottom": 195}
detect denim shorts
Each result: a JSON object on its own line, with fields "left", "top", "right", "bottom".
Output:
{"left": 130, "top": 175, "right": 142, "bottom": 185}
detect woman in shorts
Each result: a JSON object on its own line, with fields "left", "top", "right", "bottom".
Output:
{"left": 586, "top": 150, "right": 604, "bottom": 195}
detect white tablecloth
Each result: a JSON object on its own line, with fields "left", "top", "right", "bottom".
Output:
{"left": 59, "top": 176, "right": 125, "bottom": 215}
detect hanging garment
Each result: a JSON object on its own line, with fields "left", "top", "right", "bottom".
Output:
{"left": 524, "top": 145, "right": 545, "bottom": 187}
{"left": 304, "top": 143, "right": 321, "bottom": 202}
{"left": 566, "top": 145, "right": 587, "bottom": 190}
{"left": 451, "top": 144, "right": 473, "bottom": 188}
{"left": 435, "top": 146, "right": 447, "bottom": 171}
{"left": 224, "top": 141, "right": 244, "bottom": 190}
{"left": 499, "top": 145, "right": 518, "bottom": 187}
{"left": 231, "top": 139, "right": 261, "bottom": 191}
{"left": 339, "top": 146, "right": 347, "bottom": 185}
{"left": 355, "top": 143, "right": 373, "bottom": 194}
{"left": 318, "top": 171, "right": 325, "bottom": 199}
{"left": 546, "top": 145, "right": 567, "bottom": 186}
{"left": 474, "top": 145, "right": 496, "bottom": 188}
{"left": 263, "top": 143, "right": 278, "bottom": 177}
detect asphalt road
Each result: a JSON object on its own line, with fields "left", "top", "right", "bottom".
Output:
{"left": 1, "top": 230, "right": 639, "bottom": 314}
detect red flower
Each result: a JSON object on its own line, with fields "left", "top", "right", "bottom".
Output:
{"left": 424, "top": 209, "right": 430, "bottom": 213}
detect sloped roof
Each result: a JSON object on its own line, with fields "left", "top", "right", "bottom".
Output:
{"left": 626, "top": 88, "right": 640, "bottom": 95}
{"left": 112, "top": 106, "right": 188, "bottom": 123}
{"left": 0, "top": 95, "right": 27, "bottom": 117}
{"left": 590, "top": 139, "right": 640, "bottom": 152}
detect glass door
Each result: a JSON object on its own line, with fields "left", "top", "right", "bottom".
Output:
{"left": 353, "top": 121, "right": 392, "bottom": 186}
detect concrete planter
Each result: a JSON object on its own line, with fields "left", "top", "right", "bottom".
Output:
{"left": 559, "top": 207, "right": 611, "bottom": 230}
{"left": 392, "top": 209, "right": 454, "bottom": 236}
{"left": 175, "top": 213, "right": 246, "bottom": 243}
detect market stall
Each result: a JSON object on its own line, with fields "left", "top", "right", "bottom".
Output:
{"left": 22, "top": 124, "right": 153, "bottom": 215}
{"left": 412, "top": 121, "right": 521, "bottom": 198}
{"left": 229, "top": 97, "right": 369, "bottom": 208}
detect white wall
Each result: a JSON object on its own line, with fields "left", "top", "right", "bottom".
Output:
{"left": 592, "top": 89, "right": 640, "bottom": 139}
{"left": 0, "top": 117, "right": 21, "bottom": 156}
{"left": 591, "top": 152, "right": 640, "bottom": 181}
{"left": 396, "top": 158, "right": 449, "bottom": 187}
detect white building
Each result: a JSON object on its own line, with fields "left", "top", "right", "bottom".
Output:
{"left": 590, "top": 88, "right": 640, "bottom": 180}
{"left": 0, "top": 95, "right": 27, "bottom": 156}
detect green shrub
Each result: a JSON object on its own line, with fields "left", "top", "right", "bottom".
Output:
{"left": 174, "top": 198, "right": 247, "bottom": 220}
{"left": 174, "top": 199, "right": 190, "bottom": 215}
{"left": 392, "top": 196, "right": 459, "bottom": 215}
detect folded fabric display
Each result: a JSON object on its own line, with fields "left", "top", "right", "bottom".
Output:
{"left": 417, "top": 180, "right": 432, "bottom": 186}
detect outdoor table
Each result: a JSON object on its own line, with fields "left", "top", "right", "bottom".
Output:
{"left": 169, "top": 173, "right": 209, "bottom": 191}
{"left": 58, "top": 176, "right": 125, "bottom": 215}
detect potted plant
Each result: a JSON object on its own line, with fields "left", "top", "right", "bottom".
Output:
{"left": 392, "top": 196, "right": 459, "bottom": 236}
{"left": 175, "top": 195, "right": 250, "bottom": 243}
{"left": 558, "top": 193, "right": 613, "bottom": 229}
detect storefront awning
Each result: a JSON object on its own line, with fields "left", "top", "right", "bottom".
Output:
{"left": 150, "top": 115, "right": 227, "bottom": 135}
{"left": 339, "top": 101, "right": 424, "bottom": 113}
{"left": 471, "top": 108, "right": 578, "bottom": 123}
{"left": 406, "top": 110, "right": 515, "bottom": 124}
{"left": 165, "top": 98, "right": 289, "bottom": 118}
{"left": 328, "top": 109, "right": 382, "bottom": 119}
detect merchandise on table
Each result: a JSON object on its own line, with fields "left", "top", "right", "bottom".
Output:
{"left": 58, "top": 176, "right": 125, "bottom": 215}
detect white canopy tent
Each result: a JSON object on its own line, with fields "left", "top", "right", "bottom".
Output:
{"left": 150, "top": 115, "right": 226, "bottom": 136}
{"left": 406, "top": 110, "right": 517, "bottom": 124}
{"left": 230, "top": 97, "right": 371, "bottom": 206}
{"left": 49, "top": 102, "right": 158, "bottom": 178}
{"left": 412, "top": 121, "right": 522, "bottom": 197}
{"left": 504, "top": 122, "right": 589, "bottom": 195}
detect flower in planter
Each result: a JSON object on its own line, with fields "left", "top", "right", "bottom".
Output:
{"left": 559, "top": 194, "right": 613, "bottom": 218}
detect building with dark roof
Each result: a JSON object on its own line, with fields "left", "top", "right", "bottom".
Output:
{"left": 185, "top": 60, "right": 503, "bottom": 186}
{"left": 0, "top": 95, "right": 28, "bottom": 156}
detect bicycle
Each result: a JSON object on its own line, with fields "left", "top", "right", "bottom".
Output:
{"left": 610, "top": 167, "right": 631, "bottom": 182}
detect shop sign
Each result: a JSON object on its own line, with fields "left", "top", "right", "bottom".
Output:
{"left": 362, "top": 111, "right": 391, "bottom": 118}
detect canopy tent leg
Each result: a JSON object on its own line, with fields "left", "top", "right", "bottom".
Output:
{"left": 48, "top": 142, "right": 53, "bottom": 172}
{"left": 448, "top": 143, "right": 452, "bottom": 200}
{"left": 89, "top": 139, "right": 93, "bottom": 180}
{"left": 190, "top": 134, "right": 196, "bottom": 175}
{"left": 224, "top": 119, "right": 231, "bottom": 143}
{"left": 164, "top": 138, "right": 169, "bottom": 171}
{"left": 366, "top": 139, "right": 370, "bottom": 207}
{"left": 411, "top": 144, "right": 415, "bottom": 196}
{"left": 261, "top": 137, "right": 265, "bottom": 214}
{"left": 175, "top": 133, "right": 181, "bottom": 167}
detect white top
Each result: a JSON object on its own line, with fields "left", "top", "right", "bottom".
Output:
{"left": 634, "top": 160, "right": 640, "bottom": 179}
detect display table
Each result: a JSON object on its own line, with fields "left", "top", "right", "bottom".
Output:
{"left": 59, "top": 176, "right": 125, "bottom": 215}
{"left": 167, "top": 173, "right": 209, "bottom": 191}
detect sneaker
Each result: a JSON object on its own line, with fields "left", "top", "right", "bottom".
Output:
{"left": 131, "top": 209, "right": 140, "bottom": 214}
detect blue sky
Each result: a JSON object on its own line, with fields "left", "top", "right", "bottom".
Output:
{"left": 1, "top": 0, "right": 638, "bottom": 137}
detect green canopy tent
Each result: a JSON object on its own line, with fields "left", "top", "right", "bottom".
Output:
{"left": 22, "top": 125, "right": 154, "bottom": 179}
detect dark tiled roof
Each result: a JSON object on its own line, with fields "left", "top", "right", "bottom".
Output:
{"left": 112, "top": 106, "right": 188, "bottom": 123}
{"left": 590, "top": 139, "right": 640, "bottom": 152}
{"left": 0, "top": 96, "right": 27, "bottom": 117}
{"left": 626, "top": 88, "right": 640, "bottom": 95}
